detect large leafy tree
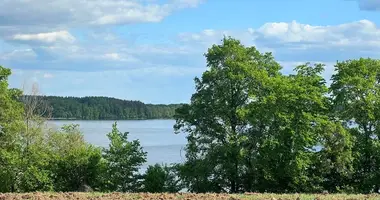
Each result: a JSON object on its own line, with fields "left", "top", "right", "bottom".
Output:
{"left": 245, "top": 63, "right": 353, "bottom": 192}
{"left": 0, "top": 66, "right": 25, "bottom": 192}
{"left": 175, "top": 38, "right": 354, "bottom": 193}
{"left": 102, "top": 122, "right": 147, "bottom": 192}
{"left": 330, "top": 58, "right": 380, "bottom": 193}
{"left": 174, "top": 37, "right": 281, "bottom": 193}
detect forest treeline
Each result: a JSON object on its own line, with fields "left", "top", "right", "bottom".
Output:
{"left": 2, "top": 37, "right": 380, "bottom": 194}
{"left": 20, "top": 95, "right": 182, "bottom": 120}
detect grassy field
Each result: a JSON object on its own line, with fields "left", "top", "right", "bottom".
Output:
{"left": 1, "top": 193, "right": 380, "bottom": 200}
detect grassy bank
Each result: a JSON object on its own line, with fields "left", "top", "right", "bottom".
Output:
{"left": 1, "top": 193, "right": 380, "bottom": 200}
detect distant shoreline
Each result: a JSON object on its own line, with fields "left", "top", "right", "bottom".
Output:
{"left": 22, "top": 95, "right": 183, "bottom": 121}
{"left": 48, "top": 118, "right": 175, "bottom": 121}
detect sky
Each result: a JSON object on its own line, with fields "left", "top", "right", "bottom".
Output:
{"left": 1, "top": 0, "right": 380, "bottom": 104}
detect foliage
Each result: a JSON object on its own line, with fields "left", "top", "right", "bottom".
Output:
{"left": 142, "top": 163, "right": 182, "bottom": 193}
{"left": 47, "top": 124, "right": 104, "bottom": 191}
{"left": 174, "top": 38, "right": 355, "bottom": 193}
{"left": 22, "top": 95, "right": 182, "bottom": 120}
{"left": 102, "top": 122, "right": 147, "bottom": 192}
{"left": 3, "top": 38, "right": 380, "bottom": 194}
{"left": 174, "top": 37, "right": 281, "bottom": 193}
{"left": 244, "top": 63, "right": 352, "bottom": 193}
{"left": 330, "top": 58, "right": 380, "bottom": 193}
{"left": 0, "top": 66, "right": 26, "bottom": 192}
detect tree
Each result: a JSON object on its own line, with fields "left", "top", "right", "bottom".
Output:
{"left": 311, "top": 121, "right": 354, "bottom": 193}
{"left": 174, "top": 37, "right": 355, "bottom": 193}
{"left": 244, "top": 63, "right": 353, "bottom": 192}
{"left": 103, "top": 122, "right": 147, "bottom": 192}
{"left": 330, "top": 58, "right": 380, "bottom": 193}
{"left": 174, "top": 36, "right": 281, "bottom": 193}
{"left": 142, "top": 163, "right": 182, "bottom": 193}
{"left": 17, "top": 83, "right": 54, "bottom": 192}
{"left": 47, "top": 124, "right": 104, "bottom": 192}
{"left": 0, "top": 66, "right": 25, "bottom": 192}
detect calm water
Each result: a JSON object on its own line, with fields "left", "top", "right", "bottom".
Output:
{"left": 47, "top": 119, "right": 187, "bottom": 171}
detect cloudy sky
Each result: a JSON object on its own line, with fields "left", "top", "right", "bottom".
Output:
{"left": 1, "top": 0, "right": 380, "bottom": 104}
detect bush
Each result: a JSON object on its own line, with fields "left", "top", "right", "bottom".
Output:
{"left": 47, "top": 124, "right": 104, "bottom": 191}
{"left": 142, "top": 163, "right": 183, "bottom": 193}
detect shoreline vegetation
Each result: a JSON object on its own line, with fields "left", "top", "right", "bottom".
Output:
{"left": 20, "top": 95, "right": 183, "bottom": 120}
{"left": 3, "top": 37, "right": 380, "bottom": 195}
{"left": 47, "top": 118, "right": 175, "bottom": 120}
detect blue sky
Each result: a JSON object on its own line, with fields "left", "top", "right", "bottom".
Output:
{"left": 1, "top": 0, "right": 380, "bottom": 104}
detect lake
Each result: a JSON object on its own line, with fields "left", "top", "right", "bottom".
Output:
{"left": 47, "top": 119, "right": 187, "bottom": 171}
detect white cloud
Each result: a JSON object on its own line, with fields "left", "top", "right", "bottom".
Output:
{"left": 10, "top": 31, "right": 75, "bottom": 44}
{"left": 103, "top": 53, "right": 121, "bottom": 60}
{"left": 91, "top": 4, "right": 170, "bottom": 25}
{"left": 101, "top": 53, "right": 138, "bottom": 62}
{"left": 257, "top": 20, "right": 380, "bottom": 47}
{"left": 0, "top": 0, "right": 206, "bottom": 70}
{"left": 178, "top": 19, "right": 380, "bottom": 56}
{"left": 0, "top": 0, "right": 203, "bottom": 37}
{"left": 174, "top": 0, "right": 204, "bottom": 8}
{"left": 43, "top": 73, "right": 54, "bottom": 79}
{"left": 202, "top": 29, "right": 215, "bottom": 37}
{"left": 173, "top": 19, "right": 380, "bottom": 80}
{"left": 4, "top": 19, "right": 380, "bottom": 76}
{"left": 0, "top": 49, "right": 37, "bottom": 60}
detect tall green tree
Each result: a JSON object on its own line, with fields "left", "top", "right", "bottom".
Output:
{"left": 244, "top": 63, "right": 352, "bottom": 192}
{"left": 330, "top": 58, "right": 380, "bottom": 193}
{"left": 103, "top": 122, "right": 147, "bottom": 192}
{"left": 175, "top": 38, "right": 354, "bottom": 193}
{"left": 0, "top": 66, "right": 25, "bottom": 192}
{"left": 174, "top": 37, "right": 281, "bottom": 193}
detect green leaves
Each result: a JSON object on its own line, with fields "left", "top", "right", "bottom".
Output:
{"left": 0, "top": 66, "right": 25, "bottom": 192}
{"left": 102, "top": 122, "right": 147, "bottom": 192}
{"left": 47, "top": 125, "right": 103, "bottom": 192}
{"left": 142, "top": 163, "right": 182, "bottom": 193}
{"left": 174, "top": 38, "right": 359, "bottom": 193}
{"left": 3, "top": 40, "right": 380, "bottom": 194}
{"left": 175, "top": 37, "right": 284, "bottom": 193}
{"left": 330, "top": 58, "right": 380, "bottom": 193}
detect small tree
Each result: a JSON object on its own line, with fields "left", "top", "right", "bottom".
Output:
{"left": 103, "top": 122, "right": 147, "bottom": 192}
{"left": 48, "top": 124, "right": 103, "bottom": 192}
{"left": 142, "top": 163, "right": 182, "bottom": 193}
{"left": 17, "top": 83, "right": 55, "bottom": 192}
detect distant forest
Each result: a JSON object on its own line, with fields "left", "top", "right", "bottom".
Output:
{"left": 21, "top": 95, "right": 183, "bottom": 120}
